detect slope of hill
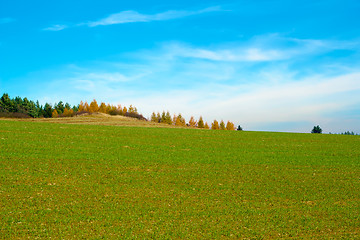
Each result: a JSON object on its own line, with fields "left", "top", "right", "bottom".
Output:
{"left": 0, "top": 119, "right": 359, "bottom": 238}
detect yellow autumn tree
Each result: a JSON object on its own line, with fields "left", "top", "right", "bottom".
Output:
{"left": 211, "top": 120, "right": 219, "bottom": 130}
{"left": 204, "top": 122, "right": 210, "bottom": 129}
{"left": 188, "top": 116, "right": 197, "bottom": 127}
{"left": 226, "top": 121, "right": 235, "bottom": 130}
{"left": 151, "top": 112, "right": 158, "bottom": 122}
{"left": 219, "top": 120, "right": 226, "bottom": 130}
{"left": 52, "top": 109, "right": 59, "bottom": 118}
{"left": 89, "top": 99, "right": 99, "bottom": 113}
{"left": 175, "top": 114, "right": 186, "bottom": 126}
{"left": 63, "top": 108, "right": 74, "bottom": 117}
{"left": 84, "top": 101, "right": 90, "bottom": 112}
{"left": 197, "top": 116, "right": 205, "bottom": 128}
{"left": 99, "top": 102, "right": 107, "bottom": 113}
{"left": 78, "top": 101, "right": 85, "bottom": 112}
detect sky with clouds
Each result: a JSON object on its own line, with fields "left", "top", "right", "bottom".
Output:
{"left": 1, "top": 0, "right": 360, "bottom": 133}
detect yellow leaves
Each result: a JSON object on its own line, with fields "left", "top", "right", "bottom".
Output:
{"left": 211, "top": 120, "right": 219, "bottom": 130}
{"left": 226, "top": 121, "right": 236, "bottom": 131}
{"left": 52, "top": 109, "right": 59, "bottom": 118}
{"left": 63, "top": 108, "right": 74, "bottom": 117}
{"left": 188, "top": 116, "right": 197, "bottom": 127}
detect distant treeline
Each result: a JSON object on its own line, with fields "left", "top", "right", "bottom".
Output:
{"left": 150, "top": 111, "right": 237, "bottom": 130}
{"left": 0, "top": 93, "right": 145, "bottom": 120}
{"left": 0, "top": 93, "right": 239, "bottom": 130}
{"left": 329, "top": 131, "right": 359, "bottom": 135}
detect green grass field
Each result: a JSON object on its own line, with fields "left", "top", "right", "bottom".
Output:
{"left": 0, "top": 118, "right": 359, "bottom": 239}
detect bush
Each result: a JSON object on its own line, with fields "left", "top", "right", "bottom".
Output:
{"left": 311, "top": 125, "right": 322, "bottom": 134}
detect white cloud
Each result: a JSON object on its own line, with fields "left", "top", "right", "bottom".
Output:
{"left": 158, "top": 35, "right": 360, "bottom": 63}
{"left": 43, "top": 24, "right": 68, "bottom": 31}
{"left": 84, "top": 6, "right": 222, "bottom": 27}
{"left": 43, "top": 6, "right": 222, "bottom": 31}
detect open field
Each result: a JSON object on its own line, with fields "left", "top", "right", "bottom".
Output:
{"left": 0, "top": 117, "right": 359, "bottom": 239}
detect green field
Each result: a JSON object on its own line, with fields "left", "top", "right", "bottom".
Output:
{"left": 0, "top": 119, "right": 359, "bottom": 239}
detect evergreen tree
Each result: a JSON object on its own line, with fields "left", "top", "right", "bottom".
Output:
{"left": 188, "top": 116, "right": 197, "bottom": 127}
{"left": 219, "top": 120, "right": 226, "bottom": 130}
{"left": 89, "top": 99, "right": 99, "bottom": 113}
{"left": 43, "top": 103, "right": 53, "bottom": 118}
{"left": 151, "top": 112, "right": 158, "bottom": 122}
{"left": 211, "top": 120, "right": 219, "bottom": 130}
{"left": 197, "top": 116, "right": 205, "bottom": 128}
{"left": 311, "top": 125, "right": 322, "bottom": 134}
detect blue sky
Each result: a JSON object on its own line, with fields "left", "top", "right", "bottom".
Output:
{"left": 1, "top": 0, "right": 360, "bottom": 133}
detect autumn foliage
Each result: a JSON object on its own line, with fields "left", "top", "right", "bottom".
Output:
{"left": 0, "top": 93, "right": 238, "bottom": 130}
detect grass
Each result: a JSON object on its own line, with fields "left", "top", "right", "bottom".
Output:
{"left": 0, "top": 117, "right": 359, "bottom": 239}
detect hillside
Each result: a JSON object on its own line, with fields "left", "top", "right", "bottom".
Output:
{"left": 0, "top": 120, "right": 359, "bottom": 238}
{"left": 1, "top": 112, "right": 187, "bottom": 128}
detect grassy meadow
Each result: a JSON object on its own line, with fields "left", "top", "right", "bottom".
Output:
{"left": 0, "top": 117, "right": 359, "bottom": 239}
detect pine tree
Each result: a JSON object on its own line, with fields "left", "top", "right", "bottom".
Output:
{"left": 175, "top": 114, "right": 186, "bottom": 126}
{"left": 99, "top": 102, "right": 107, "bottom": 113}
{"left": 78, "top": 101, "right": 85, "bottom": 112}
{"left": 219, "top": 120, "right": 226, "bottom": 130}
{"left": 151, "top": 112, "right": 158, "bottom": 122}
{"left": 165, "top": 111, "right": 172, "bottom": 125}
{"left": 226, "top": 121, "right": 235, "bottom": 130}
{"left": 188, "top": 116, "right": 197, "bottom": 127}
{"left": 211, "top": 120, "right": 219, "bottom": 130}
{"left": 197, "top": 116, "right": 205, "bottom": 128}
{"left": 84, "top": 101, "right": 90, "bottom": 112}
{"left": 89, "top": 99, "right": 99, "bottom": 113}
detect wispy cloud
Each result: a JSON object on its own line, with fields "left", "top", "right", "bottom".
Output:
{"left": 42, "top": 24, "right": 68, "bottom": 31}
{"left": 43, "top": 6, "right": 222, "bottom": 31}
{"left": 156, "top": 35, "right": 360, "bottom": 62}
{"left": 85, "top": 6, "right": 222, "bottom": 27}
{"left": 0, "top": 18, "right": 15, "bottom": 24}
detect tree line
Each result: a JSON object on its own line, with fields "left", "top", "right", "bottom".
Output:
{"left": 150, "top": 111, "right": 238, "bottom": 130}
{"left": 0, "top": 93, "right": 240, "bottom": 130}
{"left": 0, "top": 93, "right": 145, "bottom": 120}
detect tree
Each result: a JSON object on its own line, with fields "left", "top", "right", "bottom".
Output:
{"left": 89, "top": 99, "right": 99, "bottom": 113}
{"left": 311, "top": 125, "right": 322, "bottom": 134}
{"left": 165, "top": 111, "right": 172, "bottom": 125}
{"left": 219, "top": 120, "right": 226, "bottom": 130}
{"left": 204, "top": 122, "right": 210, "bottom": 129}
{"left": 63, "top": 108, "right": 74, "bottom": 117}
{"left": 197, "top": 116, "right": 205, "bottom": 128}
{"left": 78, "top": 101, "right": 85, "bottom": 112}
{"left": 226, "top": 121, "right": 235, "bottom": 130}
{"left": 211, "top": 120, "right": 219, "bottom": 130}
{"left": 128, "top": 105, "right": 138, "bottom": 114}
{"left": 52, "top": 109, "right": 59, "bottom": 118}
{"left": 43, "top": 103, "right": 53, "bottom": 118}
{"left": 55, "top": 101, "right": 65, "bottom": 115}
{"left": 175, "top": 114, "right": 186, "bottom": 126}
{"left": 151, "top": 112, "right": 158, "bottom": 122}
{"left": 237, "top": 125, "right": 243, "bottom": 131}
{"left": 188, "top": 116, "right": 197, "bottom": 127}
{"left": 99, "top": 102, "right": 107, "bottom": 113}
